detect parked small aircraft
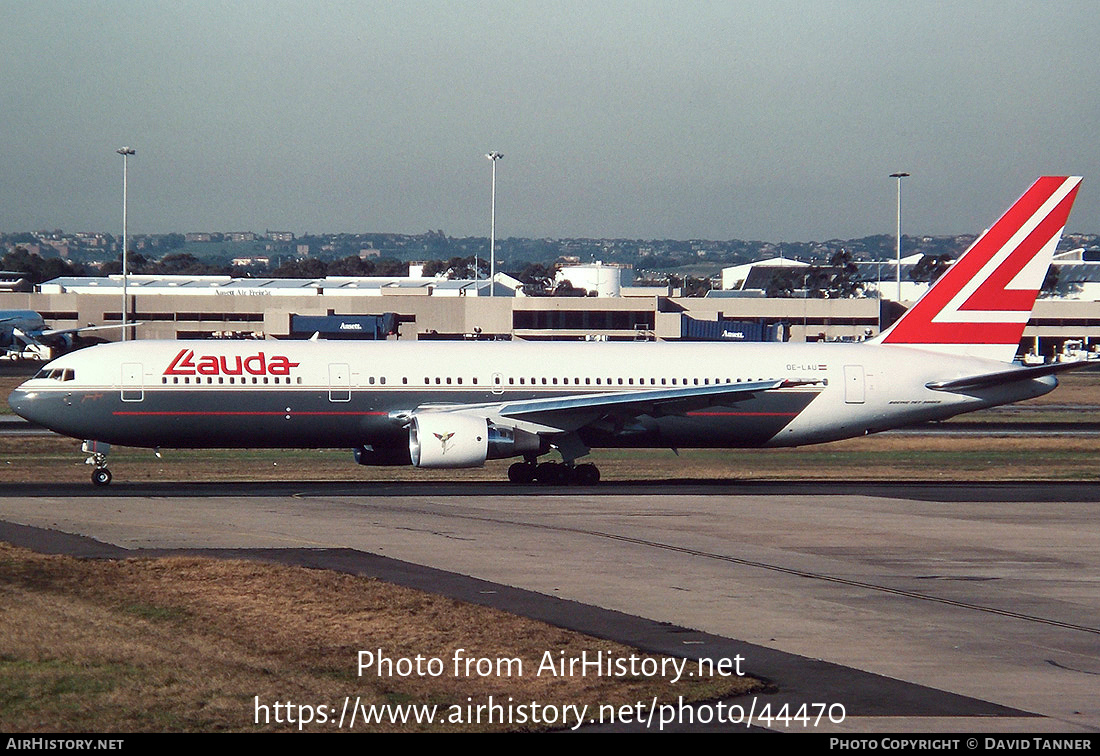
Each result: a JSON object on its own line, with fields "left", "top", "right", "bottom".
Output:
{"left": 0, "top": 310, "right": 133, "bottom": 360}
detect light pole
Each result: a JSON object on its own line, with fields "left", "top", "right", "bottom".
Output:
{"left": 117, "top": 147, "right": 136, "bottom": 340}
{"left": 486, "top": 151, "right": 503, "bottom": 296}
{"left": 889, "top": 172, "right": 909, "bottom": 302}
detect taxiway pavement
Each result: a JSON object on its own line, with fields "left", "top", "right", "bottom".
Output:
{"left": 1, "top": 479, "right": 1097, "bottom": 733}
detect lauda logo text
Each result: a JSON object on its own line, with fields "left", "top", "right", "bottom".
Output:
{"left": 164, "top": 349, "right": 301, "bottom": 377}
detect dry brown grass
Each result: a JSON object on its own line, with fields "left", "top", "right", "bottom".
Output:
{"left": 0, "top": 543, "right": 759, "bottom": 732}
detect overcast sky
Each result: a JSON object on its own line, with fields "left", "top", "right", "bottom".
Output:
{"left": 2, "top": 1, "right": 1098, "bottom": 241}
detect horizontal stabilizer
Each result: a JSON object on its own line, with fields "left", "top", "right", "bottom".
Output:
{"left": 926, "top": 360, "right": 1091, "bottom": 392}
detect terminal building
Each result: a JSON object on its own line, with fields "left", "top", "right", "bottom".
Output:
{"left": 3, "top": 252, "right": 1100, "bottom": 360}
{"left": 0, "top": 267, "right": 872, "bottom": 347}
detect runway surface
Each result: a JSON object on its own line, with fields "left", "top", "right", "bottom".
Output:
{"left": 2, "top": 479, "right": 1098, "bottom": 733}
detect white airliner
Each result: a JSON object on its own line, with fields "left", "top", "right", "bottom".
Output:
{"left": 7, "top": 176, "right": 1086, "bottom": 486}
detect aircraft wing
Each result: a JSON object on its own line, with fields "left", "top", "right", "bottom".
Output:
{"left": 926, "top": 360, "right": 1092, "bottom": 392}
{"left": 417, "top": 379, "right": 823, "bottom": 433}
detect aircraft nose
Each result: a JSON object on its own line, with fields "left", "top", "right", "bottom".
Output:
{"left": 8, "top": 386, "right": 26, "bottom": 415}
{"left": 8, "top": 385, "right": 41, "bottom": 425}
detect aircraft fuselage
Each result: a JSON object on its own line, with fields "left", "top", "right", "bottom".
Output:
{"left": 8, "top": 339, "right": 1055, "bottom": 453}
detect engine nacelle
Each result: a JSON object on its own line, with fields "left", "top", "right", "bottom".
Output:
{"left": 410, "top": 413, "right": 489, "bottom": 468}
{"left": 353, "top": 444, "right": 412, "bottom": 466}
{"left": 409, "top": 414, "right": 545, "bottom": 468}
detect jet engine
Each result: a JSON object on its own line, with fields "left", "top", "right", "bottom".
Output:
{"left": 409, "top": 413, "right": 544, "bottom": 468}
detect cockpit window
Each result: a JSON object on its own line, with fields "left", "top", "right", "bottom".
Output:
{"left": 35, "top": 368, "right": 75, "bottom": 382}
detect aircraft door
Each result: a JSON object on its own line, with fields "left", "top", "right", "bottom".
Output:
{"left": 329, "top": 363, "right": 351, "bottom": 402}
{"left": 843, "top": 364, "right": 865, "bottom": 404}
{"left": 121, "top": 362, "right": 144, "bottom": 402}
{"left": 491, "top": 372, "right": 504, "bottom": 395}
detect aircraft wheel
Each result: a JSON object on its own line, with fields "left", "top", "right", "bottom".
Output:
{"left": 508, "top": 461, "right": 536, "bottom": 484}
{"left": 573, "top": 463, "right": 600, "bottom": 485}
{"left": 91, "top": 468, "right": 112, "bottom": 487}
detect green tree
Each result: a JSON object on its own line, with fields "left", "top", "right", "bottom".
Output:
{"left": 909, "top": 254, "right": 952, "bottom": 285}
{"left": 1, "top": 246, "right": 86, "bottom": 283}
{"left": 515, "top": 263, "right": 555, "bottom": 295}
{"left": 763, "top": 268, "right": 803, "bottom": 298}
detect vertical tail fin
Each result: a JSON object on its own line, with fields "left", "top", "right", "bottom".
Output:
{"left": 877, "top": 176, "right": 1082, "bottom": 362}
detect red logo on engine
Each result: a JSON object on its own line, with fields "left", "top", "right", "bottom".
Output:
{"left": 164, "top": 349, "right": 300, "bottom": 377}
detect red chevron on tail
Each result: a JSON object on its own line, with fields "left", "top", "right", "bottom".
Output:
{"left": 878, "top": 176, "right": 1082, "bottom": 361}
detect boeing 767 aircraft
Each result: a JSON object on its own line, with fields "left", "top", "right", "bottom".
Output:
{"left": 8, "top": 176, "right": 1085, "bottom": 486}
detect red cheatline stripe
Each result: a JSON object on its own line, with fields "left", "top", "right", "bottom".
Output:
{"left": 115, "top": 410, "right": 799, "bottom": 418}
{"left": 113, "top": 411, "right": 389, "bottom": 417}
{"left": 685, "top": 411, "right": 799, "bottom": 417}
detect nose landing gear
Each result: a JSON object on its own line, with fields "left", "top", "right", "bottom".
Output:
{"left": 82, "top": 440, "right": 112, "bottom": 487}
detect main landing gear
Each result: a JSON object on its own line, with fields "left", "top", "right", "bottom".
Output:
{"left": 507, "top": 458, "right": 600, "bottom": 486}
{"left": 82, "top": 440, "right": 112, "bottom": 487}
